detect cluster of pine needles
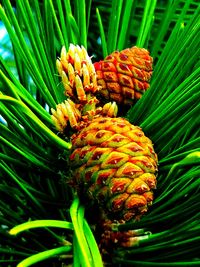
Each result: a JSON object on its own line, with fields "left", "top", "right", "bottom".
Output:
{"left": 0, "top": 0, "right": 200, "bottom": 266}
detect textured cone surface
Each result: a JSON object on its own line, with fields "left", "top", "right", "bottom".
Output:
{"left": 70, "top": 117, "right": 158, "bottom": 221}
{"left": 94, "top": 46, "right": 153, "bottom": 105}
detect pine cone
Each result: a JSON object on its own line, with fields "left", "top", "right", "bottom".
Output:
{"left": 94, "top": 46, "right": 153, "bottom": 105}
{"left": 70, "top": 116, "right": 158, "bottom": 222}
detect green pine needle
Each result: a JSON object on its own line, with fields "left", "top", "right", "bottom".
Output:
{"left": 0, "top": 95, "right": 72, "bottom": 150}
{"left": 0, "top": 0, "right": 200, "bottom": 266}
{"left": 16, "top": 246, "right": 72, "bottom": 267}
{"left": 9, "top": 220, "right": 73, "bottom": 235}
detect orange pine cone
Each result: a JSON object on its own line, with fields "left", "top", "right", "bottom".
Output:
{"left": 52, "top": 44, "right": 158, "bottom": 250}
{"left": 94, "top": 46, "right": 153, "bottom": 105}
{"left": 70, "top": 116, "right": 158, "bottom": 222}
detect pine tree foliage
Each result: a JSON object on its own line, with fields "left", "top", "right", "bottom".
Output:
{"left": 0, "top": 0, "right": 200, "bottom": 266}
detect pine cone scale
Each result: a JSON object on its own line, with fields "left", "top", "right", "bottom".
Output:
{"left": 70, "top": 117, "right": 158, "bottom": 221}
{"left": 94, "top": 46, "right": 153, "bottom": 104}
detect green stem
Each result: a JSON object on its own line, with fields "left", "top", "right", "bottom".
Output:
{"left": 70, "top": 197, "right": 93, "bottom": 267}
{"left": 83, "top": 219, "right": 104, "bottom": 267}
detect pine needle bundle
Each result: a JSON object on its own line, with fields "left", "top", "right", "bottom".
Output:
{"left": 0, "top": 1, "right": 200, "bottom": 266}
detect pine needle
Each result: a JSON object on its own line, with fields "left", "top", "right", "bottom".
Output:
{"left": 0, "top": 0, "right": 200, "bottom": 266}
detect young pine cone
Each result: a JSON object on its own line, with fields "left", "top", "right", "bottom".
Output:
{"left": 94, "top": 46, "right": 153, "bottom": 105}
